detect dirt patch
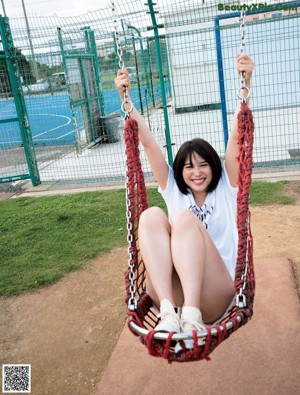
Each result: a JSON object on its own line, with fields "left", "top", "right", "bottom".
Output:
{"left": 0, "top": 248, "right": 127, "bottom": 395}
{"left": 0, "top": 182, "right": 299, "bottom": 395}
{"left": 251, "top": 181, "right": 300, "bottom": 295}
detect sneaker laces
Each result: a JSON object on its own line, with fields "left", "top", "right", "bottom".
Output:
{"left": 181, "top": 318, "right": 206, "bottom": 333}
{"left": 179, "top": 319, "right": 206, "bottom": 348}
{"left": 158, "top": 310, "right": 179, "bottom": 325}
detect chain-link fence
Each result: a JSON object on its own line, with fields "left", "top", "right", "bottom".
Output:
{"left": 0, "top": 0, "right": 299, "bottom": 186}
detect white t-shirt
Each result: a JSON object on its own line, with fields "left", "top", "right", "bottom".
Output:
{"left": 159, "top": 163, "right": 238, "bottom": 279}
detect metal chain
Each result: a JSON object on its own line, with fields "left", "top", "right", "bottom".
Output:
{"left": 126, "top": 187, "right": 137, "bottom": 311}
{"left": 111, "top": 0, "right": 133, "bottom": 118}
{"left": 236, "top": 234, "right": 249, "bottom": 308}
{"left": 111, "top": 0, "right": 136, "bottom": 311}
{"left": 237, "top": 9, "right": 250, "bottom": 104}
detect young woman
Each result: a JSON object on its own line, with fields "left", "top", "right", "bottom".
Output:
{"left": 115, "top": 54, "right": 254, "bottom": 351}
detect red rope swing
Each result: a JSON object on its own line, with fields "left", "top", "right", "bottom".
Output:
{"left": 123, "top": 103, "right": 255, "bottom": 363}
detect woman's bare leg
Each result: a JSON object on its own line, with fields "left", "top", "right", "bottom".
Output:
{"left": 139, "top": 207, "right": 235, "bottom": 323}
{"left": 138, "top": 207, "right": 176, "bottom": 307}
{"left": 170, "top": 210, "right": 235, "bottom": 323}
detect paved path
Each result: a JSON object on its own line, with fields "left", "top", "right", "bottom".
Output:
{"left": 96, "top": 257, "right": 300, "bottom": 395}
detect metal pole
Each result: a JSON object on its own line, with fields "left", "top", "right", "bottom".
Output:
{"left": 214, "top": 17, "right": 229, "bottom": 151}
{"left": 21, "top": 0, "right": 39, "bottom": 81}
{"left": 147, "top": 39, "right": 156, "bottom": 107}
{"left": 1, "top": 0, "right": 6, "bottom": 16}
{"left": 130, "top": 30, "right": 143, "bottom": 114}
{"left": 85, "top": 28, "right": 105, "bottom": 115}
{"left": 127, "top": 24, "right": 152, "bottom": 115}
{"left": 147, "top": 0, "right": 173, "bottom": 166}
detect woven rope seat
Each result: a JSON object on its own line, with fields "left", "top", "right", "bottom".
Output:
{"left": 122, "top": 103, "right": 255, "bottom": 363}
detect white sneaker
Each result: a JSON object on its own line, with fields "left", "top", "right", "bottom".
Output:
{"left": 155, "top": 299, "right": 180, "bottom": 333}
{"left": 175, "top": 306, "right": 206, "bottom": 353}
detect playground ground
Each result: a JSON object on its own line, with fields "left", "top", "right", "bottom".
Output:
{"left": 0, "top": 180, "right": 299, "bottom": 395}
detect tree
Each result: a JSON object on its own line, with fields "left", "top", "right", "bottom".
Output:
{"left": 0, "top": 51, "right": 10, "bottom": 96}
{"left": 17, "top": 49, "right": 36, "bottom": 85}
{"left": 105, "top": 48, "right": 135, "bottom": 70}
{"left": 0, "top": 48, "right": 35, "bottom": 96}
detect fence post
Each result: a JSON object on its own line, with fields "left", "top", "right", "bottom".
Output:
{"left": 146, "top": 38, "right": 156, "bottom": 107}
{"left": 147, "top": 0, "right": 173, "bottom": 166}
{"left": 130, "top": 30, "right": 144, "bottom": 114}
{"left": 84, "top": 28, "right": 106, "bottom": 116}
{"left": 58, "top": 27, "right": 86, "bottom": 153}
{"left": 0, "top": 16, "right": 40, "bottom": 186}
{"left": 128, "top": 25, "right": 152, "bottom": 115}
{"left": 214, "top": 17, "right": 229, "bottom": 151}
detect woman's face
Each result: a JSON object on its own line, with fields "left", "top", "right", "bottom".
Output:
{"left": 182, "top": 151, "right": 213, "bottom": 195}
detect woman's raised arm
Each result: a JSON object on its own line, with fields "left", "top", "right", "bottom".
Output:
{"left": 225, "top": 54, "right": 254, "bottom": 187}
{"left": 115, "top": 69, "right": 169, "bottom": 190}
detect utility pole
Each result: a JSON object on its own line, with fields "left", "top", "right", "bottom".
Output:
{"left": 1, "top": 0, "right": 7, "bottom": 16}
{"left": 21, "top": 0, "right": 39, "bottom": 81}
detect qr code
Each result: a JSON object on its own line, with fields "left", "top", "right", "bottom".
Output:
{"left": 2, "top": 364, "right": 31, "bottom": 393}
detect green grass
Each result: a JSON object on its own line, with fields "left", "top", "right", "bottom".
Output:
{"left": 0, "top": 181, "right": 295, "bottom": 296}
{"left": 0, "top": 190, "right": 129, "bottom": 296}
{"left": 250, "top": 180, "right": 295, "bottom": 205}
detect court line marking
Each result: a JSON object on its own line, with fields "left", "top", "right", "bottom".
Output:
{"left": 0, "top": 131, "right": 75, "bottom": 146}
{"left": 0, "top": 113, "right": 74, "bottom": 145}
{"left": 28, "top": 113, "right": 72, "bottom": 138}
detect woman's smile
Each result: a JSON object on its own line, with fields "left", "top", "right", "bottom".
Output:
{"left": 183, "top": 152, "right": 213, "bottom": 197}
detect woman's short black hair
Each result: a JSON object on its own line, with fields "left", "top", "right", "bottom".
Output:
{"left": 173, "top": 138, "right": 222, "bottom": 195}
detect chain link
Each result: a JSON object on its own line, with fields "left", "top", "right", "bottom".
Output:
{"left": 111, "top": 0, "right": 132, "bottom": 119}
{"left": 236, "top": 240, "right": 249, "bottom": 308}
{"left": 237, "top": 8, "right": 250, "bottom": 104}
{"left": 126, "top": 187, "right": 138, "bottom": 311}
{"left": 111, "top": 1, "right": 137, "bottom": 311}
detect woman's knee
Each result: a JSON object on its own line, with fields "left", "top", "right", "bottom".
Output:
{"left": 170, "top": 209, "right": 199, "bottom": 230}
{"left": 139, "top": 207, "right": 168, "bottom": 231}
